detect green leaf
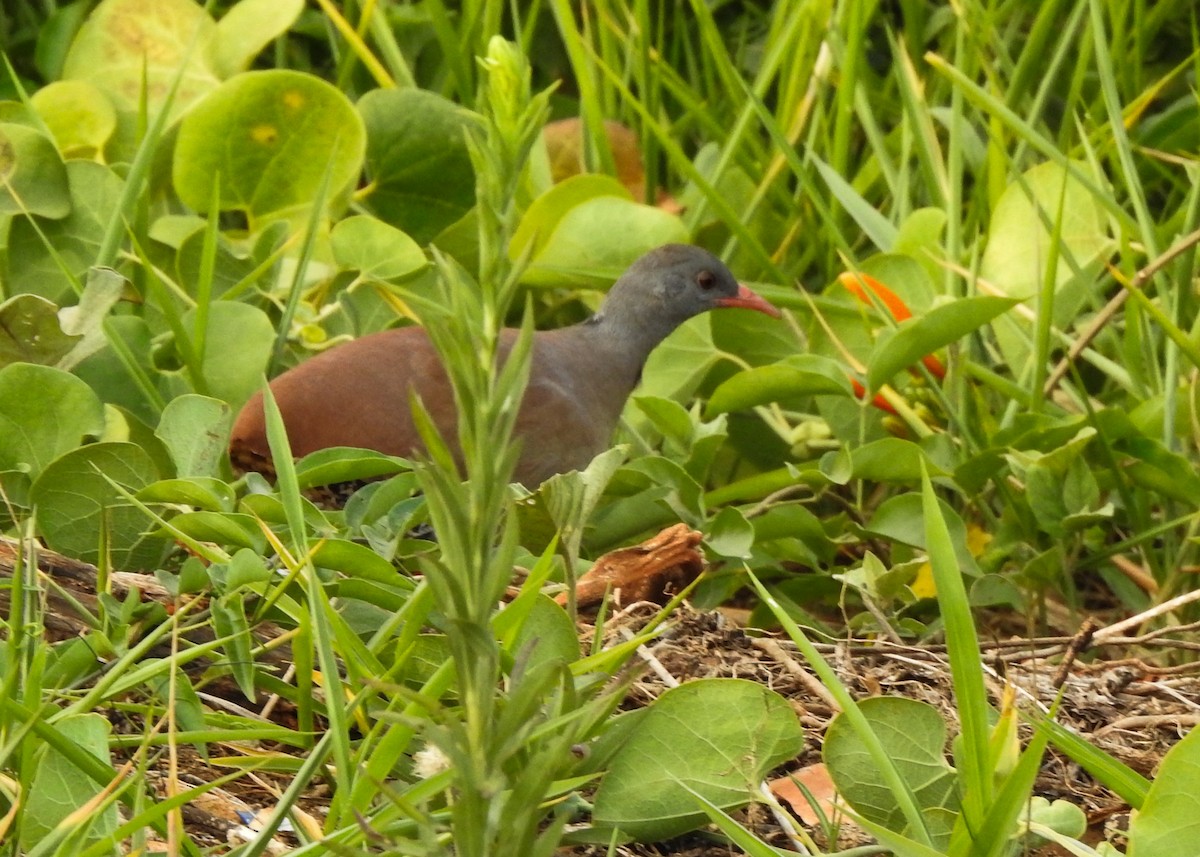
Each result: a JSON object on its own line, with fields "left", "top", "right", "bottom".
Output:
{"left": 638, "top": 315, "right": 720, "bottom": 404}
{"left": 812, "top": 152, "right": 898, "bottom": 252}
{"left": 534, "top": 444, "right": 629, "bottom": 556}
{"left": 633, "top": 395, "right": 696, "bottom": 449}
{"left": 706, "top": 506, "right": 754, "bottom": 558}
{"left": 980, "top": 159, "right": 1112, "bottom": 302}
{"left": 358, "top": 87, "right": 480, "bottom": 242}
{"left": 510, "top": 172, "right": 631, "bottom": 260}
{"left": 844, "top": 437, "right": 949, "bottom": 483}
{"left": 156, "top": 394, "right": 233, "bottom": 479}
{"left": 226, "top": 547, "right": 272, "bottom": 589}
{"left": 619, "top": 456, "right": 706, "bottom": 523}
{"left": 867, "top": 295, "right": 1017, "bottom": 392}
{"left": 706, "top": 354, "right": 853, "bottom": 417}
{"left": 34, "top": 2, "right": 91, "bottom": 82}
{"left": 20, "top": 714, "right": 118, "bottom": 852}
{"left": 892, "top": 208, "right": 948, "bottom": 287}
{"left": 181, "top": 301, "right": 274, "bottom": 406}
{"left": 293, "top": 447, "right": 410, "bottom": 489}
{"left": 31, "top": 441, "right": 163, "bottom": 568}
{"left": 523, "top": 196, "right": 689, "bottom": 288}
{"left": 173, "top": 70, "right": 366, "bottom": 225}
{"left": 0, "top": 122, "right": 70, "bottom": 217}
{"left": 330, "top": 215, "right": 428, "bottom": 281}
{"left": 312, "top": 538, "right": 398, "bottom": 583}
{"left": 865, "top": 492, "right": 981, "bottom": 577}
{"left": 824, "top": 697, "right": 959, "bottom": 836}
{"left": 210, "top": 592, "right": 257, "bottom": 700}
{"left": 61, "top": 0, "right": 220, "bottom": 119}
{"left": 1127, "top": 721, "right": 1200, "bottom": 856}
{"left": 0, "top": 294, "right": 81, "bottom": 367}
{"left": 0, "top": 363, "right": 105, "bottom": 480}
{"left": 56, "top": 266, "right": 127, "bottom": 371}
{"left": 210, "top": 0, "right": 304, "bottom": 78}
{"left": 511, "top": 595, "right": 581, "bottom": 669}
{"left": 5, "top": 160, "right": 125, "bottom": 303}
{"left": 859, "top": 252, "right": 937, "bottom": 316}
{"left": 30, "top": 79, "right": 117, "bottom": 159}
{"left": 1116, "top": 437, "right": 1200, "bottom": 505}
{"left": 591, "top": 678, "right": 803, "bottom": 840}
{"left": 137, "top": 477, "right": 235, "bottom": 511}
{"left": 1023, "top": 462, "right": 1067, "bottom": 535}
{"left": 164, "top": 511, "right": 264, "bottom": 551}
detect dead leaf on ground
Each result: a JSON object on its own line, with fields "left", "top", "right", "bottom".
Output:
{"left": 560, "top": 523, "right": 704, "bottom": 610}
{"left": 768, "top": 762, "right": 840, "bottom": 826}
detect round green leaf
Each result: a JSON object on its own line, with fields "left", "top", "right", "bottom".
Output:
{"left": 20, "top": 713, "right": 117, "bottom": 851}
{"left": 0, "top": 363, "right": 105, "bottom": 479}
{"left": 980, "top": 160, "right": 1112, "bottom": 302}
{"left": 591, "top": 678, "right": 803, "bottom": 840}
{"left": 210, "top": 0, "right": 304, "bottom": 79}
{"left": 174, "top": 70, "right": 366, "bottom": 224}
{"left": 523, "top": 196, "right": 689, "bottom": 288}
{"left": 30, "top": 80, "right": 116, "bottom": 159}
{"left": 1127, "top": 726, "right": 1200, "bottom": 857}
{"left": 31, "top": 441, "right": 164, "bottom": 568}
{"left": 825, "top": 697, "right": 959, "bottom": 834}
{"left": 61, "top": 0, "right": 219, "bottom": 118}
{"left": 359, "top": 88, "right": 480, "bottom": 243}
{"left": 0, "top": 123, "right": 70, "bottom": 218}
{"left": 5, "top": 160, "right": 125, "bottom": 303}
{"left": 330, "top": 215, "right": 427, "bottom": 281}
{"left": 0, "top": 295, "right": 80, "bottom": 367}
{"left": 181, "top": 301, "right": 274, "bottom": 407}
{"left": 510, "top": 173, "right": 630, "bottom": 261}
{"left": 155, "top": 394, "right": 233, "bottom": 479}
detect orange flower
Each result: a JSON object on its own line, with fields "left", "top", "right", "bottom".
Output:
{"left": 838, "top": 272, "right": 947, "bottom": 380}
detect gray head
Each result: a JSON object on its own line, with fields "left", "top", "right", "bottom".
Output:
{"left": 594, "top": 244, "right": 779, "bottom": 352}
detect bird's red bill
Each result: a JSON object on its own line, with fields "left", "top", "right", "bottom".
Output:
{"left": 716, "top": 283, "right": 782, "bottom": 317}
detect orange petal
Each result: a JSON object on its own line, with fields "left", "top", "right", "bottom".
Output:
{"left": 921, "top": 354, "right": 947, "bottom": 380}
{"left": 840, "top": 272, "right": 947, "bottom": 380}
{"left": 850, "top": 377, "right": 898, "bottom": 414}
{"left": 837, "top": 271, "right": 913, "bottom": 321}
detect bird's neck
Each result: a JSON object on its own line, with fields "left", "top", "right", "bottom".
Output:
{"left": 583, "top": 303, "right": 677, "bottom": 369}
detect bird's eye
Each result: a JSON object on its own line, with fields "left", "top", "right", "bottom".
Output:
{"left": 696, "top": 270, "right": 716, "bottom": 290}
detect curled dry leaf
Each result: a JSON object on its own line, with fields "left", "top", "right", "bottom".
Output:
{"left": 560, "top": 522, "right": 704, "bottom": 610}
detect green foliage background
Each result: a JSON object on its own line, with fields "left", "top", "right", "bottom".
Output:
{"left": 1, "top": 0, "right": 1199, "bottom": 854}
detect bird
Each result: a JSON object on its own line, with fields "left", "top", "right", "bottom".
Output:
{"left": 229, "top": 244, "right": 780, "bottom": 488}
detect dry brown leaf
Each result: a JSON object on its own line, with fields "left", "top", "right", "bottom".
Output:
{"left": 559, "top": 523, "right": 704, "bottom": 610}
{"left": 768, "top": 762, "right": 839, "bottom": 826}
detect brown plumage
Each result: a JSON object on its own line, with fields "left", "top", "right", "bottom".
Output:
{"left": 229, "top": 244, "right": 779, "bottom": 487}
